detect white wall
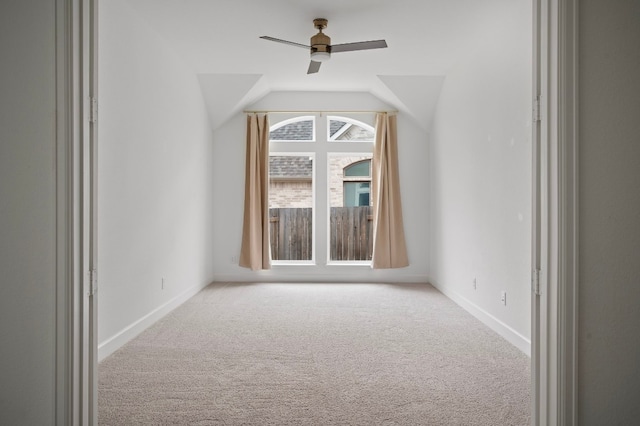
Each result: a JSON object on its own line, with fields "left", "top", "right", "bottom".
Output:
{"left": 97, "top": 0, "right": 215, "bottom": 359}
{"left": 0, "top": 1, "right": 56, "bottom": 423}
{"left": 212, "top": 91, "right": 429, "bottom": 283}
{"left": 428, "top": 0, "right": 532, "bottom": 353}
{"left": 578, "top": 0, "right": 640, "bottom": 422}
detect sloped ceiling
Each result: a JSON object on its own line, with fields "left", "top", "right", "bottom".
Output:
{"left": 374, "top": 76, "right": 446, "bottom": 130}
{"left": 197, "top": 74, "right": 269, "bottom": 130}
{"left": 125, "top": 0, "right": 515, "bottom": 130}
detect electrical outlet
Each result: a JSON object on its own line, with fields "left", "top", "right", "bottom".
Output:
{"left": 473, "top": 278, "right": 477, "bottom": 290}
{"left": 500, "top": 291, "right": 507, "bottom": 305}
{"left": 231, "top": 255, "right": 239, "bottom": 264}
{"left": 161, "top": 277, "right": 165, "bottom": 290}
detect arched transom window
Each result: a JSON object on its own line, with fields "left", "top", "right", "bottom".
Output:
{"left": 268, "top": 114, "right": 374, "bottom": 264}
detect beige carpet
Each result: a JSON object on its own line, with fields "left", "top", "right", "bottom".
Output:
{"left": 99, "top": 283, "right": 530, "bottom": 425}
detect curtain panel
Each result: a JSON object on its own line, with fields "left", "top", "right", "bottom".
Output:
{"left": 371, "top": 113, "right": 409, "bottom": 269}
{"left": 239, "top": 114, "right": 271, "bottom": 270}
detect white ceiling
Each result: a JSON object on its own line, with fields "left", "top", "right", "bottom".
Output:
{"left": 124, "top": 0, "right": 517, "bottom": 129}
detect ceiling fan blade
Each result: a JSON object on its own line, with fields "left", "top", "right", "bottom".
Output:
{"left": 260, "top": 36, "right": 309, "bottom": 49}
{"left": 307, "top": 60, "right": 321, "bottom": 74}
{"left": 331, "top": 39, "right": 388, "bottom": 53}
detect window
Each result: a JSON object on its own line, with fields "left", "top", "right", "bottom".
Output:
{"left": 343, "top": 159, "right": 372, "bottom": 207}
{"left": 328, "top": 117, "right": 375, "bottom": 142}
{"left": 269, "top": 116, "right": 315, "bottom": 141}
{"left": 269, "top": 114, "right": 374, "bottom": 265}
{"left": 268, "top": 117, "right": 316, "bottom": 263}
{"left": 268, "top": 154, "right": 314, "bottom": 262}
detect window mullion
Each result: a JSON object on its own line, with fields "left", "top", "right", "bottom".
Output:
{"left": 315, "top": 114, "right": 329, "bottom": 266}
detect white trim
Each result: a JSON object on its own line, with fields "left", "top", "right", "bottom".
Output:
{"left": 326, "top": 261, "right": 372, "bottom": 266}
{"left": 271, "top": 260, "right": 317, "bottom": 266}
{"left": 97, "top": 282, "right": 211, "bottom": 361}
{"left": 210, "top": 275, "right": 430, "bottom": 283}
{"left": 87, "top": 0, "right": 99, "bottom": 423}
{"left": 533, "top": 0, "right": 579, "bottom": 424}
{"left": 246, "top": 109, "right": 397, "bottom": 114}
{"left": 531, "top": 0, "right": 545, "bottom": 422}
{"left": 557, "top": 0, "right": 579, "bottom": 422}
{"left": 56, "top": 0, "right": 95, "bottom": 424}
{"left": 431, "top": 283, "right": 531, "bottom": 356}
{"left": 55, "top": 1, "right": 73, "bottom": 423}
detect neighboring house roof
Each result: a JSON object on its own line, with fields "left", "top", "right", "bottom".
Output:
{"left": 329, "top": 120, "right": 345, "bottom": 137}
{"left": 269, "top": 120, "right": 313, "bottom": 140}
{"left": 269, "top": 156, "right": 312, "bottom": 179}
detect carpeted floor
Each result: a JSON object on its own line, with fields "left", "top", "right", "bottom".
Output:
{"left": 99, "top": 282, "right": 530, "bottom": 425}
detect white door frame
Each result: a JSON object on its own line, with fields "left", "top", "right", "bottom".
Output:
{"left": 532, "top": 0, "right": 579, "bottom": 424}
{"left": 55, "top": 0, "right": 579, "bottom": 424}
{"left": 55, "top": 0, "right": 98, "bottom": 424}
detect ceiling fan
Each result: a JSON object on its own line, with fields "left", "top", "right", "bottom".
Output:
{"left": 260, "top": 18, "right": 388, "bottom": 74}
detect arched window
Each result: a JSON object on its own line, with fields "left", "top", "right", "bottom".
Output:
{"left": 328, "top": 116, "right": 375, "bottom": 142}
{"left": 267, "top": 113, "right": 374, "bottom": 264}
{"left": 269, "top": 116, "right": 315, "bottom": 141}
{"left": 343, "top": 159, "right": 372, "bottom": 207}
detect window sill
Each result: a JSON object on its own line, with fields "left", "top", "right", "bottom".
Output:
{"left": 271, "top": 261, "right": 316, "bottom": 267}
{"left": 270, "top": 261, "right": 372, "bottom": 267}
{"left": 326, "top": 261, "right": 372, "bottom": 267}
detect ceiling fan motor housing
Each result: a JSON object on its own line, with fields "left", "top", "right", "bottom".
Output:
{"left": 311, "top": 32, "right": 331, "bottom": 52}
{"left": 310, "top": 18, "right": 331, "bottom": 60}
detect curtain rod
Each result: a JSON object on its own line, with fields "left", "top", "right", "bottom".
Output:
{"left": 243, "top": 110, "right": 397, "bottom": 114}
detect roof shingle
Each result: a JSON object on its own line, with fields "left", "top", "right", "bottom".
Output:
{"left": 269, "top": 156, "right": 312, "bottom": 178}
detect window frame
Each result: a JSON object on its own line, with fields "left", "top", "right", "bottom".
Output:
{"left": 267, "top": 151, "right": 316, "bottom": 266}
{"left": 268, "top": 114, "right": 374, "bottom": 267}
{"left": 327, "top": 116, "right": 375, "bottom": 142}
{"left": 269, "top": 115, "right": 316, "bottom": 142}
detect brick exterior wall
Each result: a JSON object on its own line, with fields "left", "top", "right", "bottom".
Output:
{"left": 268, "top": 156, "right": 371, "bottom": 208}
{"left": 269, "top": 180, "right": 313, "bottom": 208}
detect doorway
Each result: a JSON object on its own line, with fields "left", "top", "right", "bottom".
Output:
{"left": 59, "top": 0, "right": 579, "bottom": 424}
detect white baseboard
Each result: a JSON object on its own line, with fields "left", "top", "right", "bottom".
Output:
{"left": 98, "top": 281, "right": 211, "bottom": 362}
{"left": 211, "top": 273, "right": 430, "bottom": 284}
{"left": 430, "top": 282, "right": 531, "bottom": 356}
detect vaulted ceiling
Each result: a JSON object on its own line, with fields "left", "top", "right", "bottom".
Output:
{"left": 125, "top": 0, "right": 517, "bottom": 130}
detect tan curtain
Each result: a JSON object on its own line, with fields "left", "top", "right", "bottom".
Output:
{"left": 371, "top": 113, "right": 409, "bottom": 269}
{"left": 239, "top": 114, "right": 271, "bottom": 270}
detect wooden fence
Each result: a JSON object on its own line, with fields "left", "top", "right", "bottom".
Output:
{"left": 329, "top": 206, "right": 373, "bottom": 261}
{"left": 269, "top": 207, "right": 373, "bottom": 261}
{"left": 269, "top": 208, "right": 312, "bottom": 261}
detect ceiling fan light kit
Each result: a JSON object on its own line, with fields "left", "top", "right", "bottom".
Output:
{"left": 260, "top": 18, "right": 387, "bottom": 74}
{"left": 310, "top": 51, "right": 331, "bottom": 62}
